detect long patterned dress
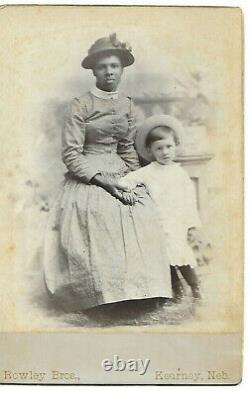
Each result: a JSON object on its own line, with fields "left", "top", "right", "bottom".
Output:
{"left": 43, "top": 87, "right": 172, "bottom": 311}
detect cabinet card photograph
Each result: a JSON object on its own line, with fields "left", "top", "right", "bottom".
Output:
{"left": 0, "top": 5, "right": 243, "bottom": 385}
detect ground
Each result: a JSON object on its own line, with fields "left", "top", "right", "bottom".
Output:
{"left": 20, "top": 256, "right": 211, "bottom": 329}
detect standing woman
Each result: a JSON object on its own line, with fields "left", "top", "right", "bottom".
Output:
{"left": 43, "top": 33, "right": 172, "bottom": 312}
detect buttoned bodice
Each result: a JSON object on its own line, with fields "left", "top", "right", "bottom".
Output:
{"left": 62, "top": 90, "right": 140, "bottom": 183}
{"left": 84, "top": 103, "right": 131, "bottom": 153}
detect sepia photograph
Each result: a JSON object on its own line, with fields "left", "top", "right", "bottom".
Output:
{"left": 36, "top": 31, "right": 213, "bottom": 328}
{"left": 0, "top": 5, "right": 243, "bottom": 384}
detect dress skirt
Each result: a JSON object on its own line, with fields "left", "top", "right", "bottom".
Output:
{"left": 43, "top": 172, "right": 172, "bottom": 311}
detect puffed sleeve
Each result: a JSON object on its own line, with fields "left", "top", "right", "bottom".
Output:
{"left": 117, "top": 98, "right": 140, "bottom": 171}
{"left": 62, "top": 97, "right": 99, "bottom": 183}
{"left": 118, "top": 166, "right": 147, "bottom": 190}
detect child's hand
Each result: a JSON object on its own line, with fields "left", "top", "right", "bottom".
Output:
{"left": 187, "top": 227, "right": 203, "bottom": 244}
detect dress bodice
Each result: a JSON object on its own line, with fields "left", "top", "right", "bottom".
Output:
{"left": 62, "top": 90, "right": 140, "bottom": 183}
{"left": 83, "top": 98, "right": 131, "bottom": 154}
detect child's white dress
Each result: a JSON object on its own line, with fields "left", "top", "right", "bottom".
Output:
{"left": 120, "top": 161, "right": 202, "bottom": 268}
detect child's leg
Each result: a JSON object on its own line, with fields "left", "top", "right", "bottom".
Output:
{"left": 178, "top": 265, "right": 202, "bottom": 299}
{"left": 170, "top": 265, "right": 184, "bottom": 301}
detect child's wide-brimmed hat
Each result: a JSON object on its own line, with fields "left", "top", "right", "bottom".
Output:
{"left": 81, "top": 33, "right": 134, "bottom": 69}
{"left": 135, "top": 114, "right": 184, "bottom": 162}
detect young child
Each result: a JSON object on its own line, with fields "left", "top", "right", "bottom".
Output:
{"left": 118, "top": 115, "right": 202, "bottom": 301}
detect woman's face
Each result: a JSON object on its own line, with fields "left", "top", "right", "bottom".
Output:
{"left": 93, "top": 54, "right": 123, "bottom": 92}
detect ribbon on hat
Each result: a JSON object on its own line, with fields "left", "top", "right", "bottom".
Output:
{"left": 109, "top": 33, "right": 132, "bottom": 52}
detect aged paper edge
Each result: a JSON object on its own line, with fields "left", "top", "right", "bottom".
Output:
{"left": 0, "top": 332, "right": 242, "bottom": 385}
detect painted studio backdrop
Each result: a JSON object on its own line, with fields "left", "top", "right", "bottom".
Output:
{"left": 1, "top": 7, "right": 242, "bottom": 331}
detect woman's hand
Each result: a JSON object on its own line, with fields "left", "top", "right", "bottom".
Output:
{"left": 112, "top": 182, "right": 139, "bottom": 205}
{"left": 106, "top": 183, "right": 138, "bottom": 205}
{"left": 121, "top": 191, "right": 137, "bottom": 205}
{"left": 91, "top": 175, "right": 136, "bottom": 205}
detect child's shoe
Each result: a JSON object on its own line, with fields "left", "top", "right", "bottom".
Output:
{"left": 173, "top": 281, "right": 185, "bottom": 303}
{"left": 191, "top": 285, "right": 202, "bottom": 301}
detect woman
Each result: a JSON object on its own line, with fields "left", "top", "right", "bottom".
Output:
{"left": 43, "top": 33, "right": 172, "bottom": 312}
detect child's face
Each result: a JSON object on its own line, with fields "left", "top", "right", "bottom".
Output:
{"left": 148, "top": 133, "right": 176, "bottom": 165}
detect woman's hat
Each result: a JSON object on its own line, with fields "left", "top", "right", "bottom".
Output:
{"left": 135, "top": 114, "right": 184, "bottom": 162}
{"left": 82, "top": 33, "right": 134, "bottom": 69}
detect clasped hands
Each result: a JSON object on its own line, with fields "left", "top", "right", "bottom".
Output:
{"left": 105, "top": 181, "right": 141, "bottom": 205}
{"left": 91, "top": 174, "right": 140, "bottom": 206}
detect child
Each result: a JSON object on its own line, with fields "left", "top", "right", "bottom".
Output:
{"left": 118, "top": 115, "right": 202, "bottom": 301}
